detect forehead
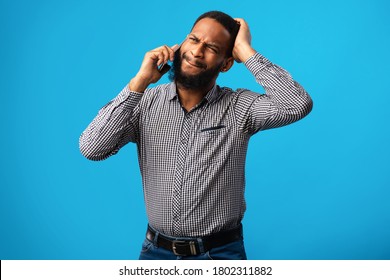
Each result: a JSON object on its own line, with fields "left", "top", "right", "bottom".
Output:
{"left": 191, "top": 18, "right": 231, "bottom": 46}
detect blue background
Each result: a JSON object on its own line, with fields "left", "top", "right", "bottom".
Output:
{"left": 1, "top": 0, "right": 389, "bottom": 259}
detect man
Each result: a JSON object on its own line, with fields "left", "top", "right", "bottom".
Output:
{"left": 79, "top": 11, "right": 313, "bottom": 260}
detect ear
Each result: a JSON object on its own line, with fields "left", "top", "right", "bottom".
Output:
{"left": 220, "top": 57, "right": 234, "bottom": 73}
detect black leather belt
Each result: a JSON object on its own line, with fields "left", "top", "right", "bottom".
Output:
{"left": 146, "top": 224, "right": 243, "bottom": 256}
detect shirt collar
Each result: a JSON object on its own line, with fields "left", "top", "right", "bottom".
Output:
{"left": 204, "top": 84, "right": 219, "bottom": 103}
{"left": 168, "top": 82, "right": 220, "bottom": 103}
{"left": 168, "top": 82, "right": 178, "bottom": 101}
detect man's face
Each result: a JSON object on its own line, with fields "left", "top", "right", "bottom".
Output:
{"left": 170, "top": 18, "right": 232, "bottom": 89}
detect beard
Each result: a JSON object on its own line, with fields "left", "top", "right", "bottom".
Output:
{"left": 169, "top": 50, "right": 223, "bottom": 89}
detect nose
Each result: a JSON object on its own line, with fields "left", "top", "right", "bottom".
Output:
{"left": 191, "top": 44, "right": 205, "bottom": 58}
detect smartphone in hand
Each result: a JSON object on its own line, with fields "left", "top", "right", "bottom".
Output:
{"left": 158, "top": 42, "right": 182, "bottom": 72}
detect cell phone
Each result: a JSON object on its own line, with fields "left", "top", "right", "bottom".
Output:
{"left": 158, "top": 42, "right": 183, "bottom": 72}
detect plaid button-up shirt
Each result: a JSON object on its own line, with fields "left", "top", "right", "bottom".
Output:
{"left": 79, "top": 53, "right": 313, "bottom": 237}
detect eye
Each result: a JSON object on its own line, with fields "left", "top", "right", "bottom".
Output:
{"left": 188, "top": 36, "right": 199, "bottom": 43}
{"left": 207, "top": 46, "right": 218, "bottom": 54}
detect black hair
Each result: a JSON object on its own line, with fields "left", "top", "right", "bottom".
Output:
{"left": 192, "top": 11, "right": 240, "bottom": 57}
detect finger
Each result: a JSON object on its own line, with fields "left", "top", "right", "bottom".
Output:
{"left": 171, "top": 44, "right": 179, "bottom": 51}
{"left": 235, "top": 18, "right": 251, "bottom": 32}
{"left": 169, "top": 44, "right": 179, "bottom": 61}
{"left": 150, "top": 45, "right": 170, "bottom": 65}
{"left": 158, "top": 45, "right": 178, "bottom": 70}
{"left": 149, "top": 51, "right": 163, "bottom": 67}
{"left": 159, "top": 51, "right": 167, "bottom": 66}
{"left": 147, "top": 49, "right": 162, "bottom": 62}
{"left": 234, "top": 18, "right": 245, "bottom": 25}
{"left": 160, "top": 45, "right": 171, "bottom": 65}
{"left": 155, "top": 51, "right": 169, "bottom": 67}
{"left": 234, "top": 18, "right": 242, "bottom": 27}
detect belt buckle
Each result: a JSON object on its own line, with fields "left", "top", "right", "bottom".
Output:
{"left": 172, "top": 240, "right": 197, "bottom": 256}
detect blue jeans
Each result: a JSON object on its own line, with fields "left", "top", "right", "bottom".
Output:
{"left": 139, "top": 228, "right": 247, "bottom": 260}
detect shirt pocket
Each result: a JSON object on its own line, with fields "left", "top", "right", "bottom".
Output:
{"left": 199, "top": 125, "right": 226, "bottom": 132}
{"left": 194, "top": 125, "right": 230, "bottom": 164}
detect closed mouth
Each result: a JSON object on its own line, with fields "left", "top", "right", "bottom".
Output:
{"left": 183, "top": 54, "right": 206, "bottom": 69}
{"left": 186, "top": 59, "right": 205, "bottom": 69}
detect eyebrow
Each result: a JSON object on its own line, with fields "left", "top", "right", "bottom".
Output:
{"left": 189, "top": 34, "right": 221, "bottom": 51}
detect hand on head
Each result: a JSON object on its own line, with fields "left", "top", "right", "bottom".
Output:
{"left": 232, "top": 18, "right": 256, "bottom": 63}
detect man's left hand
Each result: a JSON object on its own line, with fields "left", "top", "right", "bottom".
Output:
{"left": 233, "top": 18, "right": 256, "bottom": 63}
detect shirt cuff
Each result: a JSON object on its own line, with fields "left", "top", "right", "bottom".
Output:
{"left": 244, "top": 52, "right": 272, "bottom": 77}
{"left": 112, "top": 84, "right": 144, "bottom": 110}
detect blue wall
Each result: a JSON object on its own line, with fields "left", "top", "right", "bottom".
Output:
{"left": 1, "top": 0, "right": 389, "bottom": 259}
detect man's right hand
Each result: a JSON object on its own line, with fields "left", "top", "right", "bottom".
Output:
{"left": 129, "top": 44, "right": 179, "bottom": 93}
